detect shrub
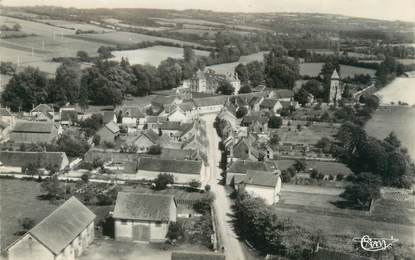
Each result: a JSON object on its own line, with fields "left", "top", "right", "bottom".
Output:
{"left": 189, "top": 179, "right": 201, "bottom": 190}
{"left": 167, "top": 222, "right": 184, "bottom": 240}
{"left": 153, "top": 173, "right": 174, "bottom": 190}
{"left": 193, "top": 198, "right": 212, "bottom": 214}
{"left": 81, "top": 173, "right": 90, "bottom": 183}
{"left": 148, "top": 144, "right": 162, "bottom": 155}
{"left": 310, "top": 169, "right": 319, "bottom": 179}
{"left": 336, "top": 174, "right": 344, "bottom": 181}
{"left": 19, "top": 217, "right": 35, "bottom": 231}
{"left": 268, "top": 116, "right": 283, "bottom": 129}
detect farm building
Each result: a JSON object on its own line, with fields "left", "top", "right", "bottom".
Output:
{"left": 171, "top": 251, "right": 226, "bottom": 260}
{"left": 0, "top": 151, "right": 69, "bottom": 173}
{"left": 30, "top": 104, "right": 54, "bottom": 121}
{"left": 113, "top": 192, "right": 176, "bottom": 242}
{"left": 126, "top": 129, "right": 169, "bottom": 153}
{"left": 102, "top": 111, "right": 116, "bottom": 124}
{"left": 259, "top": 99, "right": 282, "bottom": 114}
{"left": 240, "top": 170, "right": 282, "bottom": 205}
{"left": 136, "top": 157, "right": 204, "bottom": 183}
{"left": 96, "top": 121, "right": 120, "bottom": 143}
{"left": 6, "top": 197, "right": 95, "bottom": 260}
{"left": 226, "top": 160, "right": 274, "bottom": 186}
{"left": 10, "top": 121, "right": 60, "bottom": 144}
{"left": 118, "top": 106, "right": 146, "bottom": 128}
{"left": 193, "top": 96, "right": 227, "bottom": 114}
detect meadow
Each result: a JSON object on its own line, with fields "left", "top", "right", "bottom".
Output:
{"left": 37, "top": 19, "right": 113, "bottom": 32}
{"left": 206, "top": 51, "right": 267, "bottom": 74}
{"left": 299, "top": 63, "right": 376, "bottom": 77}
{"left": 110, "top": 45, "right": 209, "bottom": 66}
{"left": 375, "top": 77, "right": 415, "bottom": 105}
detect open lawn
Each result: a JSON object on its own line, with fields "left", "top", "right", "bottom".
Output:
{"left": 110, "top": 46, "right": 209, "bottom": 66}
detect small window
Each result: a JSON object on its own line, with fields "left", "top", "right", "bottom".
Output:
{"left": 121, "top": 220, "right": 128, "bottom": 225}
{"left": 155, "top": 221, "right": 162, "bottom": 227}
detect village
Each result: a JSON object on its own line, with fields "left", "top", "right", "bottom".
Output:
{"left": 1, "top": 3, "right": 415, "bottom": 260}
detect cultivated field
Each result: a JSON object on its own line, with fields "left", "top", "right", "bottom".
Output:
{"left": 375, "top": 78, "right": 415, "bottom": 105}
{"left": 365, "top": 107, "right": 415, "bottom": 160}
{"left": 110, "top": 45, "right": 209, "bottom": 66}
{"left": 206, "top": 51, "right": 267, "bottom": 74}
{"left": 37, "top": 19, "right": 113, "bottom": 32}
{"left": 300, "top": 63, "right": 376, "bottom": 77}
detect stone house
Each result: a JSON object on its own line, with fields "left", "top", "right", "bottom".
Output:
{"left": 6, "top": 197, "right": 95, "bottom": 260}
{"left": 226, "top": 160, "right": 274, "bottom": 186}
{"left": 239, "top": 170, "right": 282, "bottom": 205}
{"left": 259, "top": 99, "right": 282, "bottom": 114}
{"left": 10, "top": 121, "right": 60, "bottom": 144}
{"left": 113, "top": 192, "right": 177, "bottom": 242}
{"left": 97, "top": 121, "right": 120, "bottom": 143}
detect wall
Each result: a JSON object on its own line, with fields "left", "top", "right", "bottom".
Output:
{"left": 226, "top": 172, "right": 246, "bottom": 186}
{"left": 136, "top": 170, "right": 201, "bottom": 183}
{"left": 114, "top": 219, "right": 169, "bottom": 242}
{"left": 245, "top": 184, "right": 276, "bottom": 205}
{"left": 197, "top": 105, "right": 223, "bottom": 114}
{"left": 7, "top": 234, "right": 54, "bottom": 260}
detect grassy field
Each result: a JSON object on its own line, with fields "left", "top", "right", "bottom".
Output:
{"left": 365, "top": 107, "right": 415, "bottom": 160}
{"left": 69, "top": 31, "right": 201, "bottom": 47}
{"left": 206, "top": 51, "right": 267, "bottom": 74}
{"left": 110, "top": 45, "right": 209, "bottom": 66}
{"left": 375, "top": 78, "right": 415, "bottom": 105}
{"left": 37, "top": 19, "right": 113, "bottom": 32}
{"left": 300, "top": 63, "right": 376, "bottom": 77}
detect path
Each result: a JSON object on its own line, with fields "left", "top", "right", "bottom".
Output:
{"left": 202, "top": 114, "right": 246, "bottom": 260}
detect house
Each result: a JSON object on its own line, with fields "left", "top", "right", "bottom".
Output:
{"left": 218, "top": 102, "right": 239, "bottom": 129}
{"left": 151, "top": 96, "right": 182, "bottom": 113}
{"left": 0, "top": 107, "right": 15, "bottom": 127}
{"left": 273, "top": 89, "right": 294, "bottom": 101}
{"left": 60, "top": 107, "right": 79, "bottom": 126}
{"left": 113, "top": 192, "right": 176, "bottom": 242}
{"left": 159, "top": 121, "right": 182, "bottom": 140}
{"left": 0, "top": 151, "right": 69, "bottom": 173}
{"left": 97, "top": 121, "right": 120, "bottom": 143}
{"left": 30, "top": 104, "right": 54, "bottom": 121}
{"left": 183, "top": 69, "right": 240, "bottom": 94}
{"left": 241, "top": 115, "right": 268, "bottom": 133}
{"left": 171, "top": 251, "right": 226, "bottom": 260}
{"left": 226, "top": 160, "right": 273, "bottom": 186}
{"left": 248, "top": 96, "right": 264, "bottom": 112}
{"left": 10, "top": 121, "right": 59, "bottom": 144}
{"left": 130, "top": 129, "right": 165, "bottom": 153}
{"left": 6, "top": 197, "right": 95, "bottom": 260}
{"left": 259, "top": 99, "right": 282, "bottom": 114}
{"left": 119, "top": 106, "right": 146, "bottom": 128}
{"left": 240, "top": 170, "right": 282, "bottom": 205}
{"left": 136, "top": 157, "right": 204, "bottom": 183}
{"left": 146, "top": 116, "right": 168, "bottom": 130}
{"left": 193, "top": 96, "right": 227, "bottom": 114}
{"left": 167, "top": 107, "right": 187, "bottom": 123}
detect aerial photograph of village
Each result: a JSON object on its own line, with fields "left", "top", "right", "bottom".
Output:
{"left": 0, "top": 0, "right": 414, "bottom": 259}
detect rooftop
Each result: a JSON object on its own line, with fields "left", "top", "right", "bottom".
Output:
{"left": 138, "top": 157, "right": 202, "bottom": 175}
{"left": 113, "top": 192, "right": 175, "bottom": 221}
{"left": 171, "top": 251, "right": 226, "bottom": 260}
{"left": 0, "top": 151, "right": 66, "bottom": 168}
{"left": 244, "top": 170, "right": 279, "bottom": 187}
{"left": 228, "top": 160, "right": 271, "bottom": 174}
{"left": 12, "top": 121, "right": 54, "bottom": 133}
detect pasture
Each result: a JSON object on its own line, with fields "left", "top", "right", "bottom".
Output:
{"left": 299, "top": 63, "right": 376, "bottom": 77}
{"left": 365, "top": 107, "right": 415, "bottom": 160}
{"left": 375, "top": 77, "right": 415, "bottom": 105}
{"left": 70, "top": 31, "right": 201, "bottom": 47}
{"left": 110, "top": 45, "right": 209, "bottom": 66}
{"left": 206, "top": 51, "right": 267, "bottom": 74}
{"left": 37, "top": 19, "right": 113, "bottom": 32}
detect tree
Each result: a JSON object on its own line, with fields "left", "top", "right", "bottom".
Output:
{"left": 294, "top": 88, "right": 310, "bottom": 106}
{"left": 41, "top": 175, "right": 64, "bottom": 199}
{"left": 76, "top": 50, "right": 90, "bottom": 62}
{"left": 238, "top": 85, "right": 252, "bottom": 94}
{"left": 246, "top": 61, "right": 264, "bottom": 87}
{"left": 1, "top": 67, "right": 49, "bottom": 111}
{"left": 341, "top": 172, "right": 382, "bottom": 209}
{"left": 23, "top": 163, "right": 39, "bottom": 176}
{"left": 293, "top": 160, "right": 307, "bottom": 172}
{"left": 183, "top": 46, "right": 196, "bottom": 64}
{"left": 216, "top": 80, "right": 235, "bottom": 95}
{"left": 167, "top": 222, "right": 184, "bottom": 240}
{"left": 97, "top": 46, "right": 113, "bottom": 59}
{"left": 264, "top": 46, "right": 299, "bottom": 89}
{"left": 235, "top": 107, "right": 248, "bottom": 118}
{"left": 81, "top": 173, "right": 89, "bottom": 183}
{"left": 19, "top": 217, "right": 35, "bottom": 231}
{"left": 153, "top": 173, "right": 174, "bottom": 190}
{"left": 302, "top": 79, "right": 324, "bottom": 98}
{"left": 57, "top": 130, "right": 89, "bottom": 157}
{"left": 158, "top": 58, "right": 182, "bottom": 90}
{"left": 189, "top": 179, "right": 201, "bottom": 190}
{"left": 384, "top": 132, "right": 401, "bottom": 148}
{"left": 79, "top": 113, "right": 103, "bottom": 136}
{"left": 204, "top": 184, "right": 211, "bottom": 192}
{"left": 54, "top": 61, "right": 82, "bottom": 105}
{"left": 268, "top": 116, "right": 283, "bottom": 129}
{"left": 269, "top": 134, "right": 280, "bottom": 146}
{"left": 316, "top": 137, "right": 332, "bottom": 154}
{"left": 235, "top": 63, "right": 249, "bottom": 83}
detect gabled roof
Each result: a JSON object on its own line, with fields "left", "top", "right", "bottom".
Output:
{"left": 16, "top": 197, "right": 95, "bottom": 255}
{"left": 138, "top": 157, "right": 202, "bottom": 175}
{"left": 248, "top": 96, "right": 263, "bottom": 106}
{"left": 104, "top": 121, "right": 120, "bottom": 134}
{"left": 113, "top": 192, "right": 175, "bottom": 221}
{"left": 228, "top": 160, "right": 271, "bottom": 174}
{"left": 171, "top": 251, "right": 226, "bottom": 260}
{"left": 260, "top": 99, "right": 280, "bottom": 109}
{"left": 241, "top": 115, "right": 268, "bottom": 125}
{"left": 139, "top": 129, "right": 160, "bottom": 143}
{"left": 146, "top": 116, "right": 168, "bottom": 124}
{"left": 152, "top": 95, "right": 178, "bottom": 106}
{"left": 274, "top": 89, "right": 294, "bottom": 99}
{"left": 31, "top": 104, "right": 53, "bottom": 113}
{"left": 193, "top": 96, "right": 227, "bottom": 107}
{"left": 13, "top": 121, "right": 54, "bottom": 133}
{"left": 243, "top": 170, "right": 279, "bottom": 187}
{"left": 159, "top": 148, "right": 198, "bottom": 161}
{"left": 179, "top": 102, "right": 195, "bottom": 112}
{"left": 120, "top": 106, "right": 145, "bottom": 119}
{"left": 0, "top": 151, "right": 66, "bottom": 168}
{"left": 160, "top": 121, "right": 182, "bottom": 131}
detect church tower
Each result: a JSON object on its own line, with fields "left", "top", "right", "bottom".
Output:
{"left": 329, "top": 69, "right": 342, "bottom": 104}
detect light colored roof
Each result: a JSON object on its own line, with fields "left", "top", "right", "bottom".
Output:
{"left": 113, "top": 192, "right": 175, "bottom": 221}
{"left": 120, "top": 106, "right": 145, "bottom": 118}
{"left": 243, "top": 170, "right": 279, "bottom": 187}
{"left": 138, "top": 157, "right": 202, "bottom": 175}
{"left": 103, "top": 111, "right": 115, "bottom": 123}
{"left": 23, "top": 197, "right": 95, "bottom": 255}
{"left": 0, "top": 151, "right": 66, "bottom": 168}
{"left": 193, "top": 96, "right": 227, "bottom": 107}
{"left": 274, "top": 89, "right": 294, "bottom": 99}
{"left": 13, "top": 121, "right": 53, "bottom": 133}
{"left": 105, "top": 121, "right": 120, "bottom": 134}
{"left": 228, "top": 160, "right": 271, "bottom": 174}
{"left": 31, "top": 104, "right": 53, "bottom": 113}
{"left": 171, "top": 251, "right": 226, "bottom": 260}
{"left": 260, "top": 99, "right": 280, "bottom": 108}
{"left": 331, "top": 69, "right": 340, "bottom": 80}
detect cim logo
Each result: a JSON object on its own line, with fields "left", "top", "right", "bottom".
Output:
{"left": 353, "top": 235, "right": 399, "bottom": 252}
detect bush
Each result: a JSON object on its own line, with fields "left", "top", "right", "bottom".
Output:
{"left": 236, "top": 107, "right": 248, "bottom": 118}
{"left": 188, "top": 179, "right": 201, "bottom": 190}
{"left": 167, "top": 222, "right": 184, "bottom": 240}
{"left": 19, "top": 217, "right": 35, "bottom": 231}
{"left": 148, "top": 144, "right": 162, "bottom": 155}
{"left": 268, "top": 116, "right": 283, "bottom": 129}
{"left": 81, "top": 173, "right": 90, "bottom": 183}
{"left": 193, "top": 199, "right": 211, "bottom": 214}
{"left": 153, "top": 173, "right": 174, "bottom": 190}
{"left": 336, "top": 174, "right": 344, "bottom": 181}
{"left": 96, "top": 193, "right": 113, "bottom": 206}
{"left": 310, "top": 169, "right": 319, "bottom": 179}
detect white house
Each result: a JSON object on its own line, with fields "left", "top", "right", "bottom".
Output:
{"left": 240, "top": 170, "right": 282, "bottom": 205}
{"left": 167, "top": 108, "right": 187, "bottom": 123}
{"left": 193, "top": 96, "right": 227, "bottom": 115}
{"left": 136, "top": 157, "right": 204, "bottom": 183}
{"left": 113, "top": 192, "right": 177, "bottom": 242}
{"left": 6, "top": 197, "right": 95, "bottom": 260}
{"left": 259, "top": 99, "right": 282, "bottom": 114}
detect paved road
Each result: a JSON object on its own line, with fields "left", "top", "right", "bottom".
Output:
{"left": 202, "top": 114, "right": 246, "bottom": 260}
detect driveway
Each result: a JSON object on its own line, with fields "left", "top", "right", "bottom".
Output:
{"left": 202, "top": 114, "right": 246, "bottom": 260}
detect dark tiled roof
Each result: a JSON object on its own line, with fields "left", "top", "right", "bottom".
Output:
{"left": 228, "top": 160, "right": 271, "bottom": 174}
{"left": 113, "top": 192, "right": 175, "bottom": 221}
{"left": 244, "top": 170, "right": 279, "bottom": 187}
{"left": 27, "top": 197, "right": 95, "bottom": 255}
{"left": 160, "top": 121, "right": 182, "bottom": 131}
{"left": 274, "top": 89, "right": 294, "bottom": 99}
{"left": 171, "top": 251, "right": 226, "bottom": 260}
{"left": 120, "top": 106, "right": 145, "bottom": 118}
{"left": 13, "top": 121, "right": 53, "bottom": 133}
{"left": 0, "top": 151, "right": 66, "bottom": 168}
{"left": 179, "top": 102, "right": 195, "bottom": 112}
{"left": 138, "top": 157, "right": 202, "bottom": 175}
{"left": 193, "top": 96, "right": 227, "bottom": 107}
{"left": 103, "top": 111, "right": 115, "bottom": 123}
{"left": 260, "top": 99, "right": 279, "bottom": 108}
{"left": 140, "top": 129, "right": 160, "bottom": 143}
